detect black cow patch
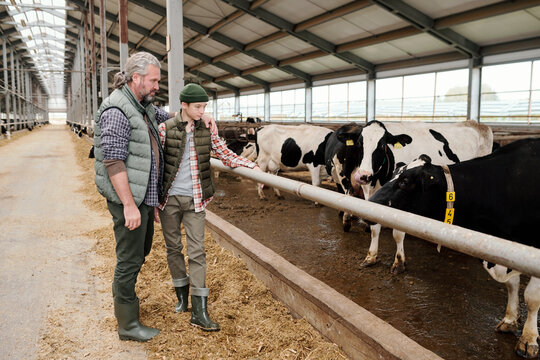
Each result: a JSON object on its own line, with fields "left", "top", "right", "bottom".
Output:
{"left": 281, "top": 138, "right": 302, "bottom": 167}
{"left": 429, "top": 129, "right": 460, "bottom": 163}
{"left": 303, "top": 150, "right": 315, "bottom": 164}
{"left": 303, "top": 132, "right": 332, "bottom": 167}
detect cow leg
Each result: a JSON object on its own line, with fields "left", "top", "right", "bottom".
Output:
{"left": 483, "top": 263, "right": 521, "bottom": 333}
{"left": 257, "top": 162, "right": 267, "bottom": 200}
{"left": 308, "top": 165, "right": 321, "bottom": 206}
{"left": 516, "top": 277, "right": 540, "bottom": 358}
{"left": 361, "top": 224, "right": 381, "bottom": 267}
{"left": 390, "top": 230, "right": 406, "bottom": 274}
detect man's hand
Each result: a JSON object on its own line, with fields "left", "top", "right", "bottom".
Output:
{"left": 253, "top": 165, "right": 262, "bottom": 172}
{"left": 201, "top": 113, "right": 218, "bottom": 135}
{"left": 124, "top": 203, "right": 141, "bottom": 231}
{"left": 154, "top": 207, "right": 161, "bottom": 223}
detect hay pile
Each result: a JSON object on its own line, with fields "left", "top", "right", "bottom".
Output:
{"left": 72, "top": 131, "right": 347, "bottom": 359}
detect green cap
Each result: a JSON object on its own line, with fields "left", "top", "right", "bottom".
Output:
{"left": 179, "top": 83, "right": 209, "bottom": 103}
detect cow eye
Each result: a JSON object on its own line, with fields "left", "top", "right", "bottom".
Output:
{"left": 397, "top": 178, "right": 410, "bottom": 190}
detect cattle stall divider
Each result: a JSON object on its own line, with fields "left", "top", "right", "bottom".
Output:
{"left": 210, "top": 158, "right": 540, "bottom": 279}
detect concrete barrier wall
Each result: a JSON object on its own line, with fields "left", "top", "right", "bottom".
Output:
{"left": 206, "top": 211, "right": 443, "bottom": 360}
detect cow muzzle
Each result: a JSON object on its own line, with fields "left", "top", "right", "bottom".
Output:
{"left": 354, "top": 170, "right": 373, "bottom": 185}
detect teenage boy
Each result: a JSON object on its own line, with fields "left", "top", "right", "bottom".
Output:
{"left": 158, "top": 83, "right": 260, "bottom": 331}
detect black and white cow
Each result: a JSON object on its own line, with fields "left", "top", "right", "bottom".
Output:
{"left": 330, "top": 120, "right": 493, "bottom": 273}
{"left": 367, "top": 138, "right": 540, "bottom": 358}
{"left": 255, "top": 124, "right": 332, "bottom": 199}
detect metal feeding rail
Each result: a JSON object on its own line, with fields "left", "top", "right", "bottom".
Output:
{"left": 211, "top": 158, "right": 540, "bottom": 279}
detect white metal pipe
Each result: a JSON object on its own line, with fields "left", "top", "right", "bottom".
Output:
{"left": 211, "top": 159, "right": 540, "bottom": 279}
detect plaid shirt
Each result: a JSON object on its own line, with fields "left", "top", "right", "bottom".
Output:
{"left": 158, "top": 121, "right": 257, "bottom": 212}
{"left": 99, "top": 105, "right": 170, "bottom": 207}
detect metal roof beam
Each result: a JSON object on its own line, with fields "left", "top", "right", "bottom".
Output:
{"left": 125, "top": 0, "right": 311, "bottom": 82}
{"left": 183, "top": 17, "right": 311, "bottom": 82}
{"left": 184, "top": 47, "right": 269, "bottom": 89}
{"left": 294, "top": 0, "right": 370, "bottom": 32}
{"left": 65, "top": 17, "right": 234, "bottom": 95}
{"left": 372, "top": 0, "right": 480, "bottom": 57}
{"left": 221, "top": 0, "right": 374, "bottom": 72}
{"left": 0, "top": 2, "right": 77, "bottom": 10}
{"left": 434, "top": 0, "right": 540, "bottom": 29}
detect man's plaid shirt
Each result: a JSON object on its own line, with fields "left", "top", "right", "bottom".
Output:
{"left": 99, "top": 105, "right": 170, "bottom": 207}
{"left": 158, "top": 121, "right": 257, "bottom": 212}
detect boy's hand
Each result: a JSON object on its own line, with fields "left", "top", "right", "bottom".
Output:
{"left": 202, "top": 113, "right": 218, "bottom": 135}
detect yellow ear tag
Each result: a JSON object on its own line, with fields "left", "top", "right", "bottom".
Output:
{"left": 394, "top": 142, "right": 403, "bottom": 149}
{"left": 346, "top": 139, "right": 354, "bottom": 146}
{"left": 444, "top": 208, "right": 455, "bottom": 224}
{"left": 430, "top": 176, "right": 434, "bottom": 180}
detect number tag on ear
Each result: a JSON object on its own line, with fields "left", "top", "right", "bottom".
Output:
{"left": 446, "top": 191, "right": 455, "bottom": 202}
{"left": 346, "top": 139, "right": 354, "bottom": 146}
{"left": 444, "top": 208, "right": 454, "bottom": 224}
{"left": 394, "top": 142, "right": 403, "bottom": 149}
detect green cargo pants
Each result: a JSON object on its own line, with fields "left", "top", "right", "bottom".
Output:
{"left": 107, "top": 200, "right": 154, "bottom": 304}
{"left": 159, "top": 195, "right": 207, "bottom": 289}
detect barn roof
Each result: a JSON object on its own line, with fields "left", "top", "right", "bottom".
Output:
{"left": 1, "top": 0, "right": 539, "bottom": 104}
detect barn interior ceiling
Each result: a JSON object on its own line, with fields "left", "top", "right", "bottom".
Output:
{"left": 0, "top": 0, "right": 539, "bottom": 106}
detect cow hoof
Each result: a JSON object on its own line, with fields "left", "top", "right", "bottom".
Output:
{"left": 496, "top": 319, "right": 519, "bottom": 334}
{"left": 343, "top": 223, "right": 351, "bottom": 232}
{"left": 360, "top": 258, "right": 378, "bottom": 268}
{"left": 515, "top": 336, "right": 539, "bottom": 358}
{"left": 390, "top": 261, "right": 406, "bottom": 274}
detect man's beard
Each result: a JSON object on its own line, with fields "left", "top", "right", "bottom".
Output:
{"left": 142, "top": 91, "right": 156, "bottom": 103}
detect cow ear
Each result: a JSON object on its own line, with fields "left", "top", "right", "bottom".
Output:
{"left": 336, "top": 125, "right": 361, "bottom": 147}
{"left": 418, "top": 154, "right": 432, "bottom": 164}
{"left": 387, "top": 133, "right": 412, "bottom": 148}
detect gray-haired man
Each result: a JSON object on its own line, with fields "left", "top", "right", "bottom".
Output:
{"left": 93, "top": 52, "right": 214, "bottom": 341}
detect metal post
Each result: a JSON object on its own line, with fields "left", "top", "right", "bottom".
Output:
{"left": 211, "top": 159, "right": 540, "bottom": 279}
{"left": 234, "top": 92, "right": 240, "bottom": 117}
{"left": 90, "top": 0, "right": 98, "bottom": 126}
{"left": 305, "top": 85, "right": 312, "bottom": 122}
{"left": 2, "top": 38, "right": 10, "bottom": 133}
{"left": 118, "top": 0, "right": 128, "bottom": 70}
{"left": 468, "top": 58, "right": 481, "bottom": 121}
{"left": 79, "top": 30, "right": 86, "bottom": 126}
{"left": 166, "top": 0, "right": 184, "bottom": 111}
{"left": 99, "top": 0, "right": 109, "bottom": 100}
{"left": 83, "top": 11, "right": 91, "bottom": 127}
{"left": 10, "top": 48, "right": 17, "bottom": 131}
{"left": 264, "top": 90, "right": 270, "bottom": 122}
{"left": 366, "top": 76, "right": 375, "bottom": 122}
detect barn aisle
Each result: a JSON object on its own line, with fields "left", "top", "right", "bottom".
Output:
{"left": 0, "top": 125, "right": 145, "bottom": 359}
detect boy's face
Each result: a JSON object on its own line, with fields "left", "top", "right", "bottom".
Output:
{"left": 182, "top": 102, "right": 207, "bottom": 120}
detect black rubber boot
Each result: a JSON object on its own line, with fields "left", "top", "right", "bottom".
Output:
{"left": 190, "top": 295, "right": 220, "bottom": 332}
{"left": 174, "top": 285, "right": 189, "bottom": 313}
{"left": 114, "top": 299, "right": 160, "bottom": 341}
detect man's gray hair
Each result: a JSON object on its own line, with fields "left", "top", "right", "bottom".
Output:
{"left": 113, "top": 52, "right": 161, "bottom": 89}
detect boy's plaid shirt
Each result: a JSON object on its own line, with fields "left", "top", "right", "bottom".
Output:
{"left": 158, "top": 121, "right": 256, "bottom": 212}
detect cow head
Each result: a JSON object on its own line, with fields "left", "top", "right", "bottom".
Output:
{"left": 368, "top": 155, "right": 446, "bottom": 220}
{"left": 335, "top": 123, "right": 364, "bottom": 192}
{"left": 350, "top": 121, "right": 412, "bottom": 191}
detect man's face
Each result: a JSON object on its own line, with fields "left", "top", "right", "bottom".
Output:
{"left": 132, "top": 64, "right": 160, "bottom": 102}
{"left": 182, "top": 102, "right": 207, "bottom": 120}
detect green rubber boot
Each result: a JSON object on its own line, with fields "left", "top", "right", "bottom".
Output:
{"left": 190, "top": 291, "right": 220, "bottom": 332}
{"left": 174, "top": 285, "right": 189, "bottom": 313}
{"left": 114, "top": 299, "right": 160, "bottom": 341}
